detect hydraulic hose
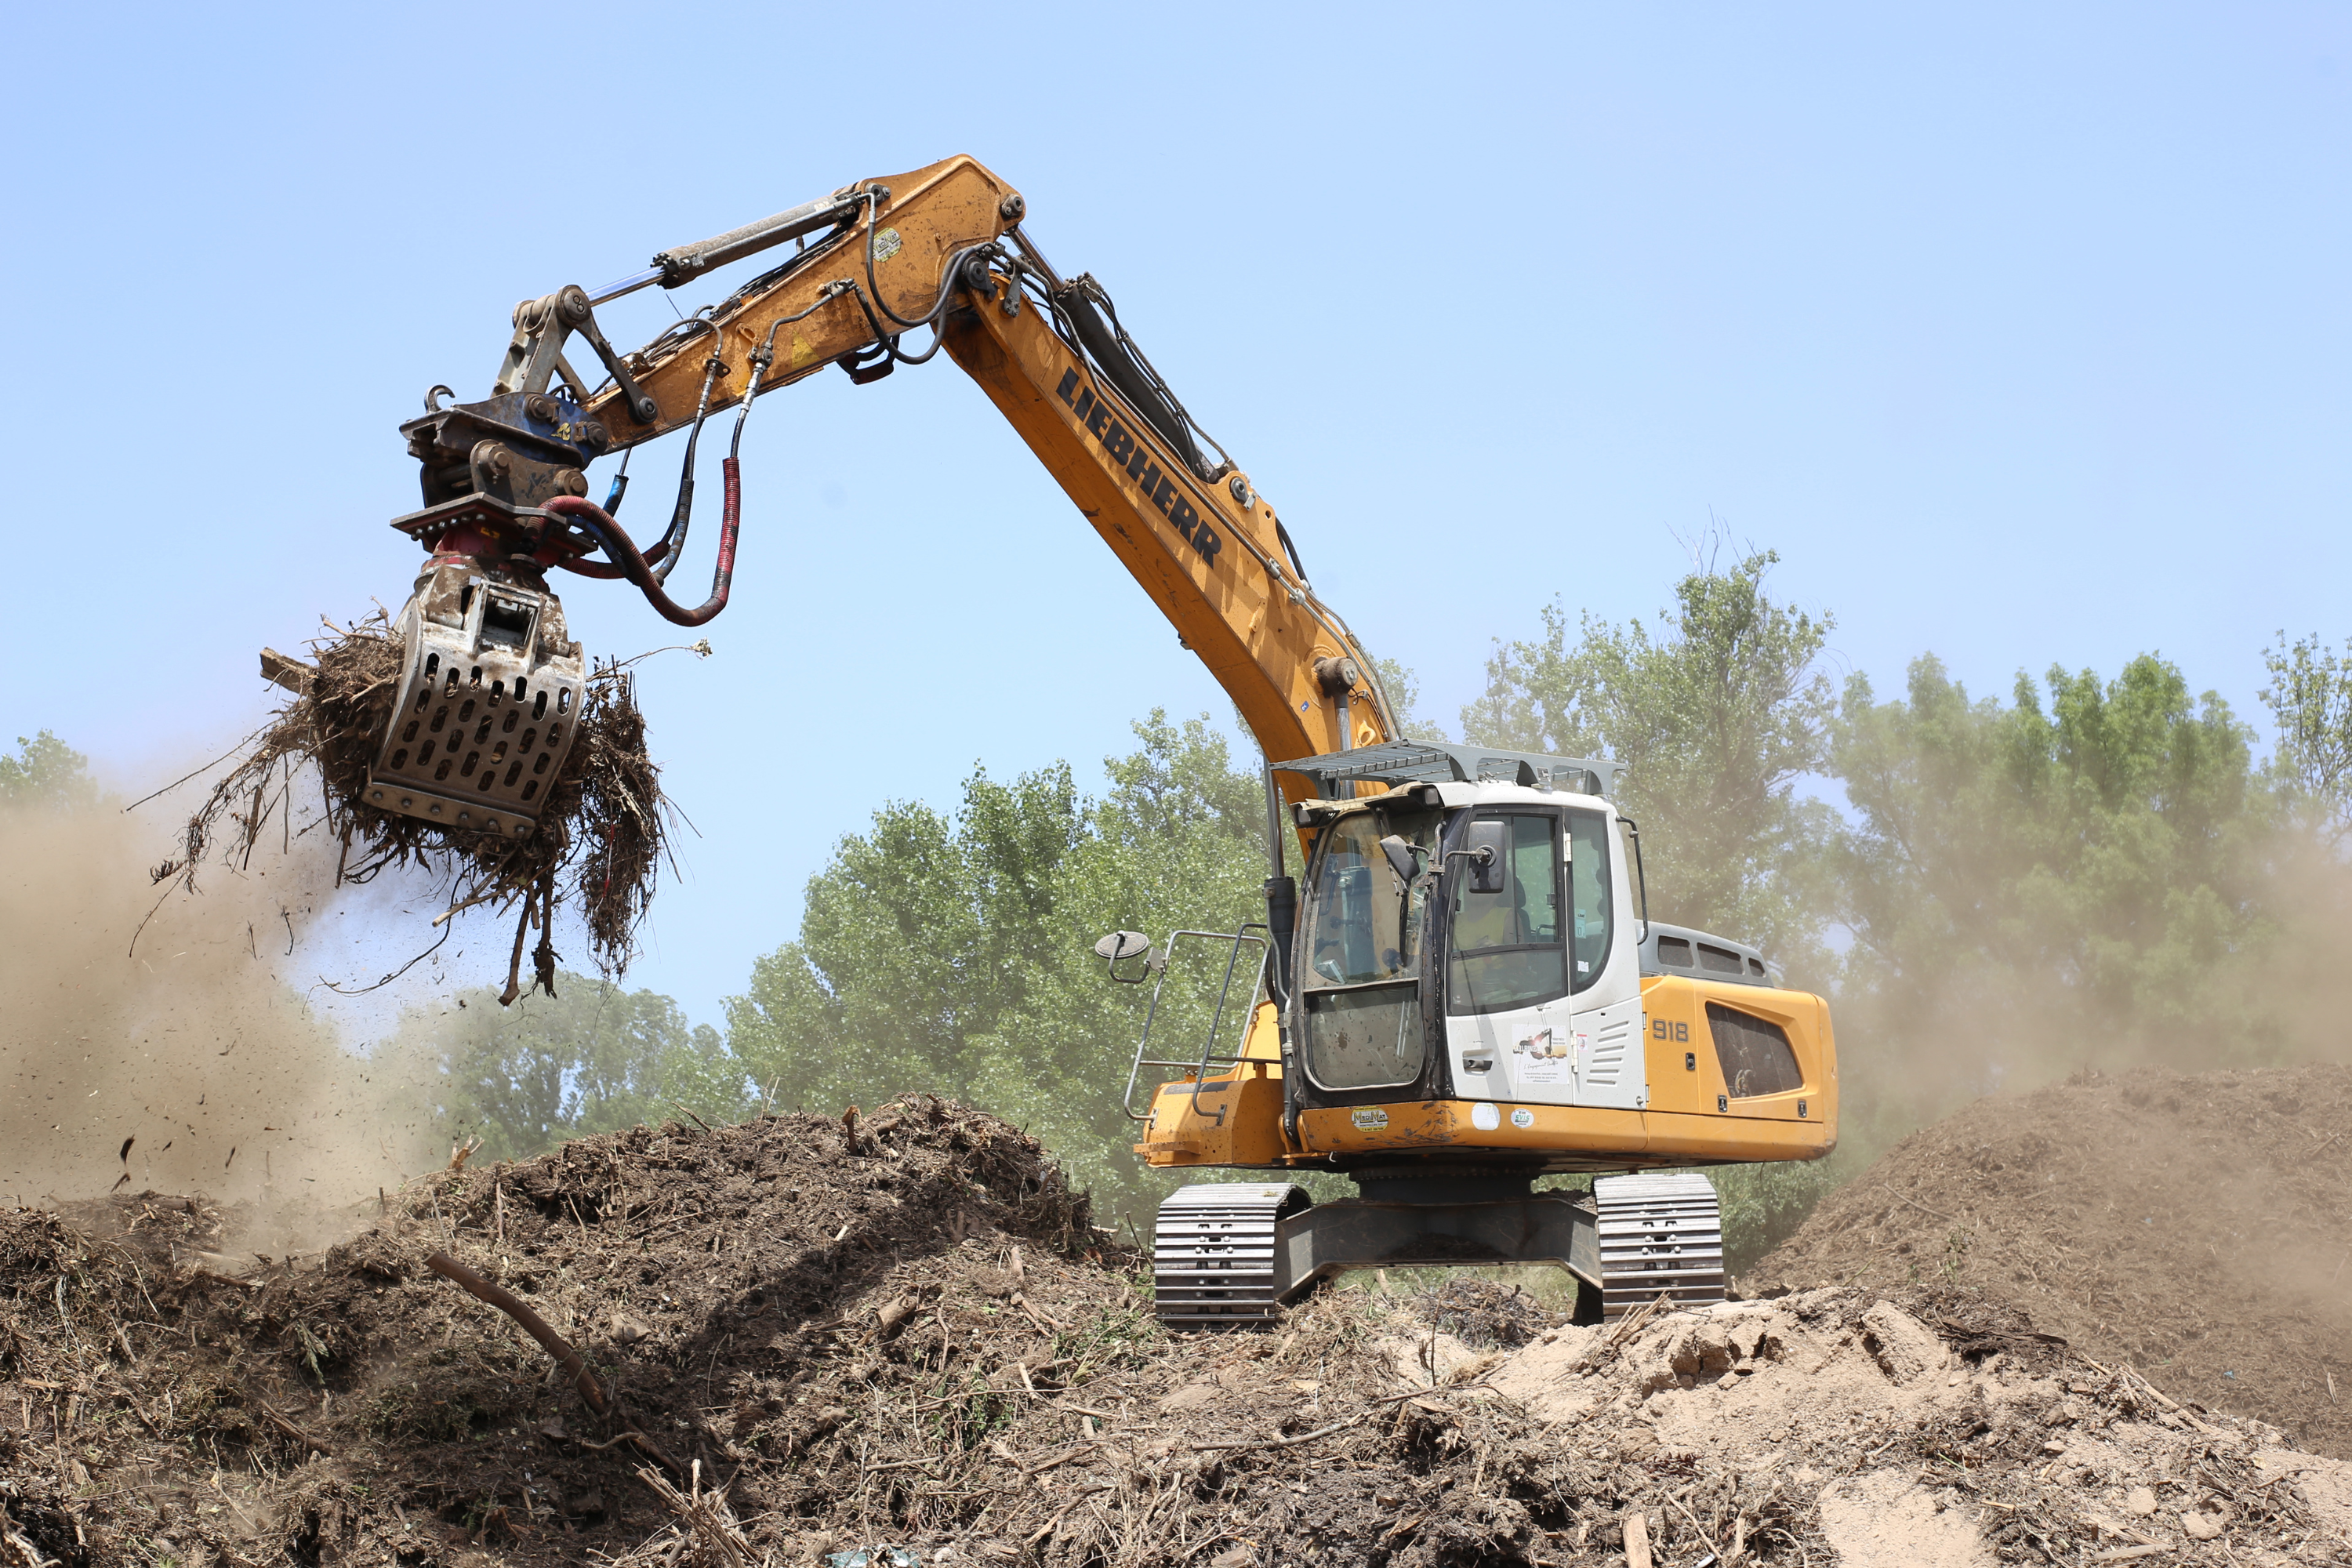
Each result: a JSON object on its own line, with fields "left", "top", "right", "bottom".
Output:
{"left": 543, "top": 463, "right": 739, "bottom": 626}
{"left": 550, "top": 550, "right": 625, "bottom": 579}
{"left": 546, "top": 523, "right": 670, "bottom": 579}
{"left": 539, "top": 235, "right": 979, "bottom": 616}
{"left": 548, "top": 451, "right": 669, "bottom": 582}
{"left": 650, "top": 350, "right": 728, "bottom": 585}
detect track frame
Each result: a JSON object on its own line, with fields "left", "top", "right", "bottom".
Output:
{"left": 1151, "top": 1171, "right": 1726, "bottom": 1327}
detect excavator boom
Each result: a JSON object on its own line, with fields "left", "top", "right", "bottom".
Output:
{"left": 458, "top": 154, "right": 1394, "bottom": 777}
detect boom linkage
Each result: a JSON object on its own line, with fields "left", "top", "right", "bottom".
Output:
{"left": 386, "top": 154, "right": 1393, "bottom": 825}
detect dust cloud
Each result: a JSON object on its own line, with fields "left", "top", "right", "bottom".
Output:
{"left": 1753, "top": 1060, "right": 2352, "bottom": 1455}
{"left": 2222, "top": 842, "right": 2352, "bottom": 1065}
{"left": 1817, "top": 824, "right": 2352, "bottom": 1150}
{"left": 0, "top": 790, "right": 443, "bottom": 1251}
{"left": 1746, "top": 832, "right": 2352, "bottom": 1456}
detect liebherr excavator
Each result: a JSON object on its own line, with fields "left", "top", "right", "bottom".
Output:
{"left": 363, "top": 154, "right": 1837, "bottom": 1327}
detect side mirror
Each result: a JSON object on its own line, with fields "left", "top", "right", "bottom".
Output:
{"left": 1464, "top": 820, "right": 1508, "bottom": 895}
{"left": 1094, "top": 931, "right": 1150, "bottom": 961}
{"left": 1093, "top": 929, "right": 1158, "bottom": 985}
{"left": 1377, "top": 834, "right": 1420, "bottom": 886}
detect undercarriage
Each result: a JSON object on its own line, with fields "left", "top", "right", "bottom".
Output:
{"left": 1150, "top": 1169, "right": 1725, "bottom": 1327}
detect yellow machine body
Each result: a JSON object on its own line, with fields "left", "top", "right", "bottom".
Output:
{"left": 1137, "top": 977, "right": 1837, "bottom": 1174}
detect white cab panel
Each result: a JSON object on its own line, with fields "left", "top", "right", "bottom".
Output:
{"left": 1570, "top": 993, "right": 1646, "bottom": 1109}
{"left": 1432, "top": 784, "right": 1649, "bottom": 1112}
{"left": 1448, "top": 994, "right": 1578, "bottom": 1105}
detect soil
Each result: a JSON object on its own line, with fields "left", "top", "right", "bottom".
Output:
{"left": 4, "top": 1088, "right": 2350, "bottom": 1566}
{"left": 1752, "top": 1063, "right": 2352, "bottom": 1461}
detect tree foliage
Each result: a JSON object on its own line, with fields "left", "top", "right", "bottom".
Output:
{"left": 2260, "top": 631, "right": 2352, "bottom": 846}
{"left": 1831, "top": 653, "right": 2269, "bottom": 1111}
{"left": 0, "top": 731, "right": 98, "bottom": 810}
{"left": 723, "top": 761, "right": 1086, "bottom": 1115}
{"left": 1460, "top": 548, "right": 1838, "bottom": 970}
{"left": 725, "top": 713, "right": 1268, "bottom": 1218}
{"left": 408, "top": 974, "right": 746, "bottom": 1160}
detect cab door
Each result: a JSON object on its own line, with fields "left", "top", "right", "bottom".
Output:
{"left": 1441, "top": 809, "right": 1581, "bottom": 1106}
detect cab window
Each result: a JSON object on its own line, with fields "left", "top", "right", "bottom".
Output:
{"left": 1303, "top": 807, "right": 1438, "bottom": 989}
{"left": 1301, "top": 805, "right": 1439, "bottom": 1090}
{"left": 1566, "top": 808, "right": 1613, "bottom": 992}
{"left": 1446, "top": 811, "right": 1567, "bottom": 1015}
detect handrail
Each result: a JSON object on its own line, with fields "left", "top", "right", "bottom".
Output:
{"left": 1119, "top": 925, "right": 1271, "bottom": 1122}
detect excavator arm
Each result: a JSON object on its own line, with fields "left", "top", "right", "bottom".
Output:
{"left": 390, "top": 154, "right": 1396, "bottom": 792}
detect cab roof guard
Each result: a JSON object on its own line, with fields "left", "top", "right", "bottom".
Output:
{"left": 1272, "top": 740, "right": 1621, "bottom": 800}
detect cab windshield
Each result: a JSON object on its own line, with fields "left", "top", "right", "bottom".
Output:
{"left": 1304, "top": 806, "right": 1439, "bottom": 988}
{"left": 1299, "top": 803, "right": 1440, "bottom": 1090}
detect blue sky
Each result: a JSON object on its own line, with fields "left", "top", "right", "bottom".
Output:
{"left": 5, "top": 3, "right": 2347, "bottom": 1032}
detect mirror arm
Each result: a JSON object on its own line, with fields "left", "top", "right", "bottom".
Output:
{"left": 1436, "top": 844, "right": 1495, "bottom": 880}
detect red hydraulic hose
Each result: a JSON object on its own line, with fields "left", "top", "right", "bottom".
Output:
{"left": 542, "top": 457, "right": 739, "bottom": 626}
{"left": 549, "top": 529, "right": 670, "bottom": 580}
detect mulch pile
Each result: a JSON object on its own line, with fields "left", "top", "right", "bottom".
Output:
{"left": 1753, "top": 1062, "right": 2352, "bottom": 1461}
{"left": 4, "top": 1093, "right": 2350, "bottom": 1566}
{"left": 155, "top": 615, "right": 668, "bottom": 1003}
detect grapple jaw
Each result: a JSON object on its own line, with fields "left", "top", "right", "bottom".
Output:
{"left": 366, "top": 559, "right": 586, "bottom": 839}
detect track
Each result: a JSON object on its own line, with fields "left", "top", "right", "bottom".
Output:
{"left": 1151, "top": 1182, "right": 1299, "bottom": 1327}
{"left": 1152, "top": 1171, "right": 1725, "bottom": 1326}
{"left": 1591, "top": 1171, "right": 1726, "bottom": 1319}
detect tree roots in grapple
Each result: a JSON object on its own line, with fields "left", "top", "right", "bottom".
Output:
{"left": 164, "top": 614, "right": 670, "bottom": 1004}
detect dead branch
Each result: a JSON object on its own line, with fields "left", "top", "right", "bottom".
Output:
{"left": 255, "top": 1398, "right": 332, "bottom": 1455}
{"left": 634, "top": 1462, "right": 755, "bottom": 1567}
{"left": 425, "top": 1249, "right": 683, "bottom": 1475}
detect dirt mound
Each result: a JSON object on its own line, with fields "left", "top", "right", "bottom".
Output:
{"left": 6, "top": 1096, "right": 2352, "bottom": 1566}
{"left": 1752, "top": 1063, "right": 2352, "bottom": 1461}
{"left": 0, "top": 1097, "right": 1099, "bottom": 1566}
{"left": 1473, "top": 1283, "right": 2346, "bottom": 1565}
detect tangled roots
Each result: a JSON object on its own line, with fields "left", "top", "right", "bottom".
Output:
{"left": 159, "top": 613, "right": 671, "bottom": 1004}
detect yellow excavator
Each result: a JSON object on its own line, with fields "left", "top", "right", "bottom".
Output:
{"left": 365, "top": 154, "right": 1837, "bottom": 1326}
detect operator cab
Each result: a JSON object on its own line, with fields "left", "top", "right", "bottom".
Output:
{"left": 1280, "top": 745, "right": 1650, "bottom": 1119}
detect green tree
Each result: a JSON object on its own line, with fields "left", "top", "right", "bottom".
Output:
{"left": 724, "top": 762, "right": 1085, "bottom": 1118}
{"left": 725, "top": 713, "right": 1271, "bottom": 1221}
{"left": 2259, "top": 631, "right": 2352, "bottom": 847}
{"left": 1460, "top": 548, "right": 1838, "bottom": 970}
{"left": 964, "top": 712, "right": 1272, "bottom": 1217}
{"left": 0, "top": 731, "right": 97, "bottom": 810}
{"left": 408, "top": 973, "right": 746, "bottom": 1160}
{"left": 1830, "top": 652, "right": 2271, "bottom": 1110}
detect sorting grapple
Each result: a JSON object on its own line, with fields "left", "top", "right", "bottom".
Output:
{"left": 365, "top": 561, "right": 586, "bottom": 838}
